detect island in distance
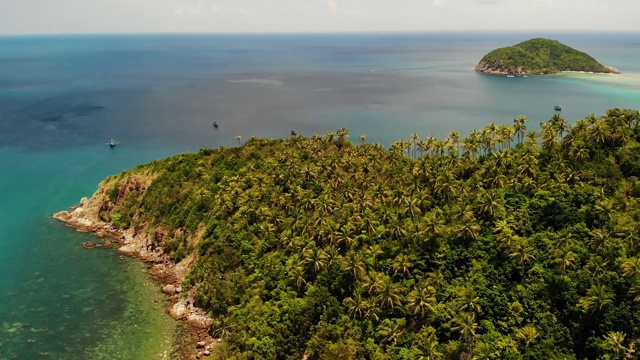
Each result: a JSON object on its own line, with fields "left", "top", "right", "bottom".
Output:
{"left": 475, "top": 37, "right": 620, "bottom": 76}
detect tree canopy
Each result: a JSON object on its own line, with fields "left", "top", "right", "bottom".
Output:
{"left": 103, "top": 108, "right": 640, "bottom": 359}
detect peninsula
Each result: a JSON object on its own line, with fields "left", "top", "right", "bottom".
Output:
{"left": 475, "top": 38, "right": 617, "bottom": 75}
{"left": 55, "top": 109, "right": 640, "bottom": 359}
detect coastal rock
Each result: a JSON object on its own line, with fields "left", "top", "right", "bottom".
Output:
{"left": 197, "top": 341, "right": 206, "bottom": 348}
{"left": 117, "top": 244, "right": 138, "bottom": 257}
{"left": 161, "top": 284, "right": 176, "bottom": 295}
{"left": 186, "top": 313, "right": 213, "bottom": 329}
{"left": 169, "top": 302, "right": 187, "bottom": 319}
{"left": 52, "top": 178, "right": 215, "bottom": 359}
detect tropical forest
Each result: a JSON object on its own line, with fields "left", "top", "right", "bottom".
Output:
{"left": 475, "top": 38, "right": 612, "bottom": 75}
{"left": 101, "top": 108, "right": 640, "bottom": 359}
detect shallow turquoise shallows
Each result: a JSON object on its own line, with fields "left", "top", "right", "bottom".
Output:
{"left": 1, "top": 32, "right": 639, "bottom": 359}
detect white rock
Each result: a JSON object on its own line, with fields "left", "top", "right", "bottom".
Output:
{"left": 161, "top": 284, "right": 176, "bottom": 295}
{"left": 169, "top": 303, "right": 187, "bottom": 319}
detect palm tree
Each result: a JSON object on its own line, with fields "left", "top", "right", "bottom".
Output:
{"left": 515, "top": 325, "right": 539, "bottom": 349}
{"left": 235, "top": 135, "right": 243, "bottom": 145}
{"left": 392, "top": 253, "right": 414, "bottom": 275}
{"left": 212, "top": 316, "right": 234, "bottom": 339}
{"left": 412, "top": 326, "right": 442, "bottom": 360}
{"left": 579, "top": 284, "right": 613, "bottom": 313}
{"left": 473, "top": 342, "right": 497, "bottom": 360}
{"left": 336, "top": 127, "right": 350, "bottom": 148}
{"left": 344, "top": 292, "right": 368, "bottom": 319}
{"left": 339, "top": 251, "right": 367, "bottom": 280}
{"left": 451, "top": 312, "right": 478, "bottom": 342}
{"left": 513, "top": 115, "right": 528, "bottom": 144}
{"left": 553, "top": 245, "right": 577, "bottom": 273}
{"left": 602, "top": 331, "right": 628, "bottom": 358}
{"left": 622, "top": 257, "right": 640, "bottom": 280}
{"left": 411, "top": 133, "right": 420, "bottom": 159}
{"left": 590, "top": 229, "right": 613, "bottom": 252}
{"left": 586, "top": 255, "right": 610, "bottom": 279}
{"left": 407, "top": 284, "right": 437, "bottom": 318}
{"left": 375, "top": 275, "right": 404, "bottom": 313}
{"left": 509, "top": 238, "right": 536, "bottom": 266}
{"left": 359, "top": 134, "right": 368, "bottom": 144}
{"left": 456, "top": 284, "right": 482, "bottom": 314}
{"left": 455, "top": 218, "right": 481, "bottom": 241}
{"left": 302, "top": 243, "right": 328, "bottom": 273}
{"left": 288, "top": 263, "right": 307, "bottom": 288}
{"left": 379, "top": 318, "right": 406, "bottom": 345}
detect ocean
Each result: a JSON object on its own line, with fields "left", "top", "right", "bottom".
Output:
{"left": 0, "top": 32, "right": 639, "bottom": 359}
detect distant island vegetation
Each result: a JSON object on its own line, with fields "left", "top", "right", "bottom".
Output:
{"left": 475, "top": 38, "right": 618, "bottom": 75}
{"left": 56, "top": 108, "right": 640, "bottom": 359}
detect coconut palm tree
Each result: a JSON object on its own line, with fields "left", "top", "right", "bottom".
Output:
{"left": 579, "top": 284, "right": 613, "bottom": 313}
{"left": 412, "top": 326, "right": 442, "bottom": 360}
{"left": 553, "top": 245, "right": 577, "bottom": 274}
{"left": 379, "top": 318, "right": 406, "bottom": 345}
{"left": 456, "top": 284, "right": 482, "bottom": 314}
{"left": 602, "top": 331, "right": 628, "bottom": 358}
{"left": 375, "top": 275, "right": 404, "bottom": 313}
{"left": 344, "top": 291, "right": 368, "bottom": 319}
{"left": 515, "top": 325, "right": 539, "bottom": 349}
{"left": 452, "top": 312, "right": 478, "bottom": 342}
{"left": 621, "top": 257, "right": 640, "bottom": 280}
{"left": 407, "top": 283, "right": 437, "bottom": 318}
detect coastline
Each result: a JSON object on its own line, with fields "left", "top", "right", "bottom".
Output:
{"left": 53, "top": 194, "right": 217, "bottom": 359}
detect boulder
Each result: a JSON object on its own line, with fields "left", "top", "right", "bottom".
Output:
{"left": 186, "top": 313, "right": 213, "bottom": 329}
{"left": 197, "top": 341, "right": 206, "bottom": 348}
{"left": 169, "top": 302, "right": 187, "bottom": 319}
{"left": 161, "top": 284, "right": 176, "bottom": 295}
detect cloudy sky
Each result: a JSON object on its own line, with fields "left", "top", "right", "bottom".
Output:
{"left": 1, "top": 0, "right": 638, "bottom": 35}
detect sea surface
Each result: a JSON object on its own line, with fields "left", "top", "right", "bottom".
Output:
{"left": 0, "top": 32, "right": 639, "bottom": 359}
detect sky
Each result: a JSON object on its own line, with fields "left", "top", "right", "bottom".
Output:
{"left": 1, "top": 0, "right": 639, "bottom": 35}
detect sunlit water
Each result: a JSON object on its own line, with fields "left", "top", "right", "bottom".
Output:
{"left": 0, "top": 32, "right": 638, "bottom": 359}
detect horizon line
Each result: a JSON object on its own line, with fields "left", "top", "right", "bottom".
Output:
{"left": 2, "top": 29, "right": 640, "bottom": 37}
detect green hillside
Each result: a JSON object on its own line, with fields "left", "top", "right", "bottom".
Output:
{"left": 97, "top": 109, "right": 640, "bottom": 359}
{"left": 476, "top": 38, "right": 611, "bottom": 75}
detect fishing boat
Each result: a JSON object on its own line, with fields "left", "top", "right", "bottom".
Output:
{"left": 108, "top": 139, "right": 117, "bottom": 147}
{"left": 213, "top": 121, "right": 219, "bottom": 128}
{"left": 290, "top": 130, "right": 297, "bottom": 136}
{"left": 554, "top": 105, "right": 562, "bottom": 112}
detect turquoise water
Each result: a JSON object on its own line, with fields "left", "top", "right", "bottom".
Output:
{"left": 0, "top": 32, "right": 639, "bottom": 359}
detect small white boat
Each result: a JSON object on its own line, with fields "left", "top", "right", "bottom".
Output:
{"left": 107, "top": 139, "right": 117, "bottom": 147}
{"left": 506, "top": 75, "right": 515, "bottom": 78}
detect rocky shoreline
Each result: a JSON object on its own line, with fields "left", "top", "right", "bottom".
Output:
{"left": 53, "top": 197, "right": 218, "bottom": 359}
{"left": 475, "top": 62, "right": 621, "bottom": 76}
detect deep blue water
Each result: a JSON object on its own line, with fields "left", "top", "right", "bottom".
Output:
{"left": 0, "top": 32, "right": 639, "bottom": 359}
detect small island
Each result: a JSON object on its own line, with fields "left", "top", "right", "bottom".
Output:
{"left": 475, "top": 38, "right": 619, "bottom": 75}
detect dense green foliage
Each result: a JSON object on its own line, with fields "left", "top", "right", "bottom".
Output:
{"left": 107, "top": 108, "right": 640, "bottom": 359}
{"left": 477, "top": 38, "right": 610, "bottom": 74}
